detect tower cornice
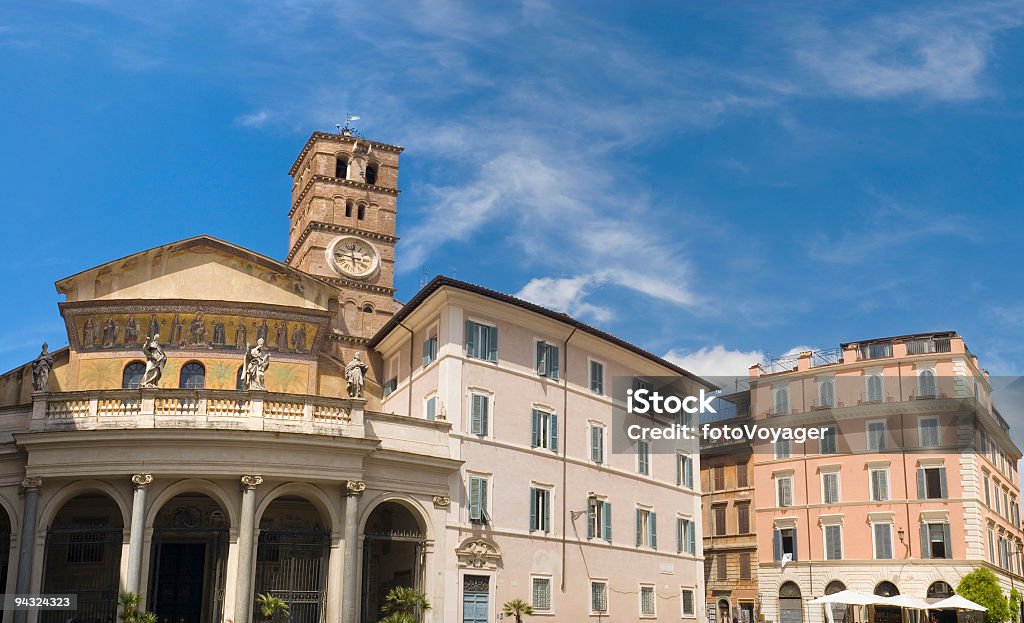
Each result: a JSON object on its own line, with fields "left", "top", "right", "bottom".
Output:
{"left": 287, "top": 221, "right": 399, "bottom": 264}
{"left": 289, "top": 131, "right": 404, "bottom": 176}
{"left": 290, "top": 175, "right": 400, "bottom": 219}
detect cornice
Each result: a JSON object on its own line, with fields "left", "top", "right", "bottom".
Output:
{"left": 313, "top": 275, "right": 396, "bottom": 296}
{"left": 289, "top": 175, "right": 399, "bottom": 218}
{"left": 289, "top": 131, "right": 404, "bottom": 175}
{"left": 286, "top": 221, "right": 399, "bottom": 263}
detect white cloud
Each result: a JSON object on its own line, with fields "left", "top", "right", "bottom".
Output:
{"left": 235, "top": 110, "right": 271, "bottom": 128}
{"left": 516, "top": 275, "right": 613, "bottom": 323}
{"left": 662, "top": 345, "right": 763, "bottom": 377}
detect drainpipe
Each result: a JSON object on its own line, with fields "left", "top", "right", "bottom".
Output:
{"left": 899, "top": 364, "right": 913, "bottom": 559}
{"left": 560, "top": 327, "right": 578, "bottom": 592}
{"left": 398, "top": 322, "right": 414, "bottom": 417}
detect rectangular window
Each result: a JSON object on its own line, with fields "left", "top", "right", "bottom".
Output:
{"left": 677, "top": 517, "right": 696, "bottom": 554}
{"left": 591, "top": 581, "right": 608, "bottom": 614}
{"left": 529, "top": 487, "right": 551, "bottom": 532}
{"left": 917, "top": 466, "right": 947, "bottom": 500}
{"left": 737, "top": 461, "right": 749, "bottom": 487}
{"left": 867, "top": 421, "right": 887, "bottom": 451}
{"left": 822, "top": 472, "right": 840, "bottom": 505}
{"left": 532, "top": 576, "right": 552, "bottom": 612}
{"left": 775, "top": 438, "right": 791, "bottom": 459}
{"left": 531, "top": 409, "right": 558, "bottom": 451}
{"left": 422, "top": 332, "right": 438, "bottom": 366}
{"left": 641, "top": 585, "right": 656, "bottom": 617}
{"left": 637, "top": 440, "right": 651, "bottom": 475}
{"left": 995, "top": 487, "right": 1001, "bottom": 515}
{"left": 870, "top": 468, "right": 889, "bottom": 502}
{"left": 714, "top": 505, "right": 727, "bottom": 536}
{"left": 590, "top": 360, "right": 604, "bottom": 394}
{"left": 681, "top": 589, "right": 695, "bottom": 617}
{"left": 740, "top": 552, "right": 751, "bottom": 579}
{"left": 922, "top": 523, "right": 951, "bottom": 559}
{"left": 468, "top": 476, "right": 490, "bottom": 523}
{"left": 425, "top": 395, "right": 437, "bottom": 421}
{"left": 984, "top": 474, "right": 991, "bottom": 506}
{"left": 465, "top": 320, "right": 498, "bottom": 362}
{"left": 677, "top": 454, "right": 694, "bottom": 488}
{"left": 587, "top": 498, "right": 612, "bottom": 542}
{"left": 590, "top": 425, "right": 605, "bottom": 463}
{"left": 824, "top": 525, "right": 842, "bottom": 560}
{"left": 989, "top": 528, "right": 996, "bottom": 563}
{"left": 1004, "top": 491, "right": 1010, "bottom": 518}
{"left": 383, "top": 355, "right": 399, "bottom": 396}
{"left": 919, "top": 417, "right": 940, "bottom": 448}
{"left": 536, "top": 341, "right": 560, "bottom": 379}
{"left": 873, "top": 523, "right": 893, "bottom": 559}
{"left": 777, "top": 476, "right": 793, "bottom": 508}
{"left": 470, "top": 393, "right": 489, "bottom": 436}
{"left": 714, "top": 465, "right": 725, "bottom": 491}
{"left": 717, "top": 554, "right": 727, "bottom": 580}
{"left": 774, "top": 527, "right": 797, "bottom": 561}
{"left": 636, "top": 508, "right": 657, "bottom": 549}
{"left": 737, "top": 504, "right": 750, "bottom": 534}
{"left": 820, "top": 427, "right": 838, "bottom": 454}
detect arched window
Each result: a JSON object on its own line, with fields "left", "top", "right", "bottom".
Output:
{"left": 819, "top": 379, "right": 835, "bottom": 408}
{"left": 179, "top": 362, "right": 205, "bottom": 389}
{"left": 357, "top": 203, "right": 366, "bottom": 220}
{"left": 918, "top": 369, "right": 936, "bottom": 398}
{"left": 825, "top": 581, "right": 849, "bottom": 623}
{"left": 365, "top": 164, "right": 378, "bottom": 185}
{"left": 873, "top": 581, "right": 899, "bottom": 597}
{"left": 927, "top": 581, "right": 953, "bottom": 599}
{"left": 345, "top": 199, "right": 354, "bottom": 218}
{"left": 362, "top": 304, "right": 374, "bottom": 314}
{"left": 335, "top": 157, "right": 348, "bottom": 179}
{"left": 867, "top": 374, "right": 884, "bottom": 403}
{"left": 824, "top": 581, "right": 846, "bottom": 594}
{"left": 779, "top": 581, "right": 802, "bottom": 599}
{"left": 122, "top": 361, "right": 146, "bottom": 389}
{"left": 774, "top": 387, "right": 790, "bottom": 415}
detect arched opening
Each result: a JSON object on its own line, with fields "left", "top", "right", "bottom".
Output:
{"left": 357, "top": 203, "right": 366, "bottom": 220}
{"left": 718, "top": 599, "right": 731, "bottom": 623}
{"left": 149, "top": 493, "right": 230, "bottom": 623}
{"left": 41, "top": 493, "right": 124, "bottom": 623}
{"left": 0, "top": 507, "right": 11, "bottom": 603}
{"left": 779, "top": 581, "right": 802, "bottom": 623}
{"left": 336, "top": 157, "right": 349, "bottom": 179}
{"left": 346, "top": 199, "right": 354, "bottom": 218}
{"left": 255, "top": 496, "right": 331, "bottom": 623}
{"left": 179, "top": 361, "right": 206, "bottom": 389}
{"left": 360, "top": 502, "right": 426, "bottom": 623}
{"left": 928, "top": 582, "right": 957, "bottom": 623}
{"left": 873, "top": 582, "right": 901, "bottom": 623}
{"left": 824, "top": 581, "right": 849, "bottom": 623}
{"left": 123, "top": 360, "right": 146, "bottom": 389}
{"left": 365, "top": 163, "right": 378, "bottom": 186}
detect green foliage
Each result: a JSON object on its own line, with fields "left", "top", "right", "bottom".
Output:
{"left": 957, "top": 568, "right": 1009, "bottom": 623}
{"left": 380, "top": 587, "right": 431, "bottom": 622}
{"left": 256, "top": 593, "right": 291, "bottom": 623}
{"left": 1010, "top": 588, "right": 1021, "bottom": 623}
{"left": 118, "top": 592, "right": 157, "bottom": 623}
{"left": 502, "top": 598, "right": 534, "bottom": 623}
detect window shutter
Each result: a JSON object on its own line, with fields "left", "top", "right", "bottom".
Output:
{"left": 916, "top": 469, "right": 926, "bottom": 499}
{"left": 426, "top": 397, "right": 436, "bottom": 421}
{"left": 939, "top": 468, "right": 948, "bottom": 499}
{"left": 591, "top": 427, "right": 601, "bottom": 462}
{"left": 469, "top": 478, "right": 480, "bottom": 521}
{"left": 920, "top": 523, "right": 930, "bottom": 559}
{"left": 470, "top": 396, "right": 481, "bottom": 434}
{"left": 677, "top": 518, "right": 683, "bottom": 553}
{"left": 422, "top": 337, "right": 431, "bottom": 366}
{"left": 636, "top": 509, "right": 643, "bottom": 547}
{"left": 688, "top": 520, "right": 696, "bottom": 554}
{"left": 603, "top": 502, "right": 612, "bottom": 541}
{"left": 676, "top": 456, "right": 682, "bottom": 486}
{"left": 486, "top": 326, "right": 498, "bottom": 362}
{"left": 550, "top": 346, "right": 559, "bottom": 379}
{"left": 587, "top": 502, "right": 595, "bottom": 539}
{"left": 792, "top": 531, "right": 798, "bottom": 561}
{"left": 650, "top": 511, "right": 657, "bottom": 550}
{"left": 685, "top": 458, "right": 693, "bottom": 488}
{"left": 942, "top": 524, "right": 952, "bottom": 559}
{"left": 465, "top": 321, "right": 476, "bottom": 357}
{"left": 549, "top": 414, "right": 559, "bottom": 452}
{"left": 536, "top": 341, "right": 547, "bottom": 376}
{"left": 542, "top": 490, "right": 550, "bottom": 532}
{"left": 531, "top": 410, "right": 541, "bottom": 447}
{"left": 773, "top": 529, "right": 782, "bottom": 561}
{"left": 529, "top": 489, "right": 537, "bottom": 531}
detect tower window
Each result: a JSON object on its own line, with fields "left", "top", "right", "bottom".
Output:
{"left": 179, "top": 362, "right": 206, "bottom": 389}
{"left": 357, "top": 203, "right": 366, "bottom": 220}
{"left": 345, "top": 199, "right": 354, "bottom": 218}
{"left": 335, "top": 157, "right": 348, "bottom": 179}
{"left": 362, "top": 304, "right": 373, "bottom": 313}
{"left": 365, "top": 164, "right": 378, "bottom": 185}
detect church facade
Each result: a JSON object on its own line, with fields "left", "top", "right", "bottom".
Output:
{"left": 0, "top": 131, "right": 707, "bottom": 623}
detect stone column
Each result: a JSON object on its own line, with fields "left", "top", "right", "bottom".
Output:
{"left": 341, "top": 480, "right": 365, "bottom": 623}
{"left": 126, "top": 473, "right": 153, "bottom": 595}
{"left": 14, "top": 477, "right": 42, "bottom": 623}
{"left": 235, "top": 474, "right": 262, "bottom": 623}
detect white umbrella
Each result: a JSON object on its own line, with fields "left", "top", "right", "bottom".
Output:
{"left": 884, "top": 595, "right": 932, "bottom": 610}
{"left": 930, "top": 595, "right": 987, "bottom": 611}
{"left": 809, "top": 590, "right": 887, "bottom": 606}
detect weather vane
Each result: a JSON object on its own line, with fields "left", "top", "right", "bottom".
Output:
{"left": 336, "top": 114, "right": 361, "bottom": 137}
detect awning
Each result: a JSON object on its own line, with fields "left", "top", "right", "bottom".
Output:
{"left": 929, "top": 595, "right": 987, "bottom": 611}
{"left": 883, "top": 595, "right": 932, "bottom": 610}
{"left": 809, "top": 590, "right": 889, "bottom": 606}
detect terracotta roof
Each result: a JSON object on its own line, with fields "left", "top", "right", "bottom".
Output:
{"left": 369, "top": 276, "right": 716, "bottom": 389}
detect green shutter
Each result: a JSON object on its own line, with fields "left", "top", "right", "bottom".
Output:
{"left": 636, "top": 509, "right": 642, "bottom": 546}
{"left": 587, "top": 501, "right": 595, "bottom": 539}
{"left": 531, "top": 410, "right": 541, "bottom": 447}
{"left": 549, "top": 345, "right": 559, "bottom": 379}
{"left": 486, "top": 325, "right": 498, "bottom": 362}
{"left": 677, "top": 518, "right": 683, "bottom": 553}
{"left": 917, "top": 468, "right": 926, "bottom": 499}
{"left": 602, "top": 502, "right": 612, "bottom": 541}
{"left": 549, "top": 414, "right": 558, "bottom": 452}
{"left": 920, "top": 523, "right": 930, "bottom": 559}
{"left": 469, "top": 478, "right": 480, "bottom": 521}
{"left": 465, "top": 321, "right": 476, "bottom": 357}
{"left": 650, "top": 511, "right": 657, "bottom": 550}
{"left": 942, "top": 524, "right": 952, "bottom": 559}
{"left": 529, "top": 488, "right": 537, "bottom": 531}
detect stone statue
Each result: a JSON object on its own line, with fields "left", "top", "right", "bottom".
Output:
{"left": 31, "top": 343, "right": 54, "bottom": 392}
{"left": 241, "top": 338, "right": 270, "bottom": 391}
{"left": 345, "top": 352, "right": 369, "bottom": 398}
{"left": 140, "top": 334, "right": 167, "bottom": 388}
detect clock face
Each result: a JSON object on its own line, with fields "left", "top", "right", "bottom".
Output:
{"left": 327, "top": 236, "right": 380, "bottom": 279}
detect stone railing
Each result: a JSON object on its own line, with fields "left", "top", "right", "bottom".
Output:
{"left": 30, "top": 388, "right": 367, "bottom": 436}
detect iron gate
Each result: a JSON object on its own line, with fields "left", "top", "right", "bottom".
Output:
{"left": 41, "top": 527, "right": 122, "bottom": 623}
{"left": 150, "top": 528, "right": 229, "bottom": 623}
{"left": 255, "top": 529, "right": 330, "bottom": 623}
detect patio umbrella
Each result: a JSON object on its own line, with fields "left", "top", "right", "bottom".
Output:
{"left": 883, "top": 595, "right": 933, "bottom": 610}
{"left": 929, "top": 595, "right": 987, "bottom": 611}
{"left": 809, "top": 590, "right": 887, "bottom": 605}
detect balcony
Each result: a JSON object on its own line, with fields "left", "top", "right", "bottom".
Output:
{"left": 905, "top": 337, "right": 952, "bottom": 355}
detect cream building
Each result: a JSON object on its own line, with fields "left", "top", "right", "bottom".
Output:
{"left": 0, "top": 130, "right": 707, "bottom": 623}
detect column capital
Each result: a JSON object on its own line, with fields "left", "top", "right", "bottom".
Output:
{"left": 131, "top": 473, "right": 154, "bottom": 488}
{"left": 241, "top": 474, "right": 264, "bottom": 490}
{"left": 345, "top": 480, "right": 366, "bottom": 496}
{"left": 20, "top": 476, "right": 42, "bottom": 492}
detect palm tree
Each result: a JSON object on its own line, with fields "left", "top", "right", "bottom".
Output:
{"left": 502, "top": 599, "right": 534, "bottom": 623}
{"left": 380, "top": 586, "right": 431, "bottom": 623}
{"left": 256, "top": 593, "right": 291, "bottom": 623}
{"left": 118, "top": 592, "right": 157, "bottom": 623}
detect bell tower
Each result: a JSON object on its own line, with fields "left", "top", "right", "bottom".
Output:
{"left": 286, "top": 130, "right": 404, "bottom": 330}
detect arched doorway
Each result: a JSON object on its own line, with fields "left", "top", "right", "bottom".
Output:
{"left": 361, "top": 502, "right": 426, "bottom": 623}
{"left": 779, "top": 582, "right": 803, "bottom": 623}
{"left": 824, "top": 581, "right": 849, "bottom": 623}
{"left": 41, "top": 493, "right": 124, "bottom": 623}
{"left": 719, "top": 599, "right": 732, "bottom": 623}
{"left": 149, "top": 493, "right": 229, "bottom": 623}
{"left": 928, "top": 582, "right": 957, "bottom": 623}
{"left": 255, "top": 496, "right": 331, "bottom": 623}
{"left": 873, "top": 582, "right": 901, "bottom": 623}
{"left": 0, "top": 506, "right": 10, "bottom": 596}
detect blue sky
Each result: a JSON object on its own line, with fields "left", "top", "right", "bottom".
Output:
{"left": 3, "top": 1, "right": 1024, "bottom": 379}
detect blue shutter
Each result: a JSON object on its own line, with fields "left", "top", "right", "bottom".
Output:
{"left": 792, "top": 530, "right": 798, "bottom": 561}
{"left": 542, "top": 490, "right": 550, "bottom": 532}
{"left": 529, "top": 489, "right": 537, "bottom": 531}
{"left": 677, "top": 518, "right": 683, "bottom": 553}
{"left": 636, "top": 509, "right": 642, "bottom": 546}
{"left": 942, "top": 524, "right": 952, "bottom": 559}
{"left": 676, "top": 455, "right": 682, "bottom": 486}
{"left": 917, "top": 469, "right": 926, "bottom": 499}
{"left": 549, "top": 414, "right": 559, "bottom": 452}
{"left": 486, "top": 325, "right": 498, "bottom": 362}
{"left": 602, "top": 502, "right": 612, "bottom": 541}
{"left": 685, "top": 457, "right": 693, "bottom": 488}
{"left": 587, "top": 501, "right": 595, "bottom": 539}
{"left": 549, "top": 346, "right": 559, "bottom": 379}
{"left": 920, "top": 523, "right": 930, "bottom": 559}
{"left": 687, "top": 520, "right": 696, "bottom": 554}
{"left": 465, "top": 321, "right": 476, "bottom": 358}
{"left": 426, "top": 397, "right": 436, "bottom": 421}
{"left": 939, "top": 468, "right": 948, "bottom": 499}
{"left": 469, "top": 478, "right": 480, "bottom": 521}
{"left": 773, "top": 529, "right": 782, "bottom": 561}
{"left": 650, "top": 511, "right": 657, "bottom": 550}
{"left": 531, "top": 410, "right": 541, "bottom": 447}
{"left": 536, "top": 341, "right": 546, "bottom": 375}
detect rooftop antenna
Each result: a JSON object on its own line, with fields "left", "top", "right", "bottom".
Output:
{"left": 339, "top": 114, "right": 361, "bottom": 137}
{"left": 420, "top": 266, "right": 430, "bottom": 289}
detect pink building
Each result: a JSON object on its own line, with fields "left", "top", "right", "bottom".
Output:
{"left": 749, "top": 333, "right": 1023, "bottom": 623}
